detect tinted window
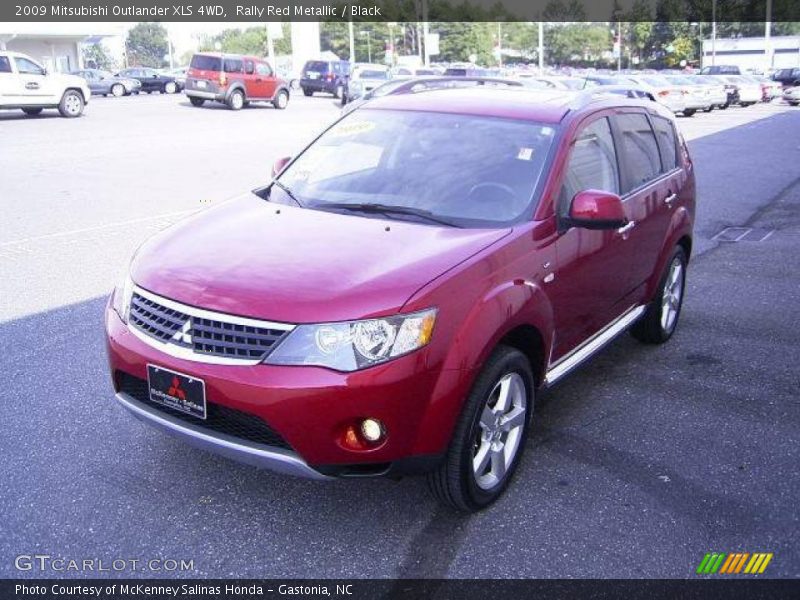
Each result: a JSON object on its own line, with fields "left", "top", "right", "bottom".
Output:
{"left": 223, "top": 58, "right": 243, "bottom": 73}
{"left": 15, "top": 57, "right": 45, "bottom": 75}
{"left": 191, "top": 55, "right": 221, "bottom": 71}
{"left": 652, "top": 116, "right": 678, "bottom": 172}
{"left": 560, "top": 117, "right": 620, "bottom": 212}
{"left": 305, "top": 61, "right": 329, "bottom": 73}
{"left": 245, "top": 60, "right": 254, "bottom": 75}
{"left": 0, "top": 56, "right": 11, "bottom": 73}
{"left": 616, "top": 113, "right": 662, "bottom": 192}
{"left": 273, "top": 110, "right": 556, "bottom": 228}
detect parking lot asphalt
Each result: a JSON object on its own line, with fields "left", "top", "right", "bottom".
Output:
{"left": 0, "top": 93, "right": 798, "bottom": 578}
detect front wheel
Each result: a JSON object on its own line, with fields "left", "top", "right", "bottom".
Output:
{"left": 111, "top": 83, "right": 125, "bottom": 97}
{"left": 164, "top": 81, "right": 177, "bottom": 94}
{"left": 427, "top": 346, "right": 533, "bottom": 512}
{"left": 272, "top": 90, "right": 289, "bottom": 110}
{"left": 631, "top": 246, "right": 687, "bottom": 344}
{"left": 58, "top": 90, "right": 85, "bottom": 118}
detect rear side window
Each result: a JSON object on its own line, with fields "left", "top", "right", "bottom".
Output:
{"left": 652, "top": 116, "right": 678, "bottom": 172}
{"left": 191, "top": 55, "right": 221, "bottom": 71}
{"left": 244, "top": 60, "right": 254, "bottom": 75}
{"left": 0, "top": 56, "right": 12, "bottom": 73}
{"left": 615, "top": 113, "right": 661, "bottom": 193}
{"left": 560, "top": 117, "right": 620, "bottom": 212}
{"left": 223, "top": 58, "right": 243, "bottom": 73}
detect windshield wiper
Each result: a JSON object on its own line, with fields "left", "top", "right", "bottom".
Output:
{"left": 270, "top": 180, "right": 304, "bottom": 207}
{"left": 316, "top": 202, "right": 460, "bottom": 227}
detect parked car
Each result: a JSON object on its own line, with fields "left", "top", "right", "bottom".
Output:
{"left": 625, "top": 75, "right": 687, "bottom": 115}
{"left": 721, "top": 75, "right": 761, "bottom": 106}
{"left": 771, "top": 67, "right": 800, "bottom": 88}
{"left": 0, "top": 51, "right": 90, "bottom": 117}
{"left": 184, "top": 52, "right": 290, "bottom": 110}
{"left": 300, "top": 59, "right": 350, "bottom": 98}
{"left": 700, "top": 65, "right": 741, "bottom": 75}
{"left": 590, "top": 85, "right": 656, "bottom": 101}
{"left": 392, "top": 66, "right": 438, "bottom": 78}
{"left": 107, "top": 86, "right": 695, "bottom": 511}
{"left": 688, "top": 75, "right": 729, "bottom": 110}
{"left": 741, "top": 75, "right": 781, "bottom": 101}
{"left": 662, "top": 75, "right": 712, "bottom": 115}
{"left": 342, "top": 63, "right": 392, "bottom": 105}
{"left": 162, "top": 67, "right": 188, "bottom": 88}
{"left": 784, "top": 85, "right": 800, "bottom": 106}
{"left": 116, "top": 67, "right": 181, "bottom": 94}
{"left": 71, "top": 69, "right": 140, "bottom": 97}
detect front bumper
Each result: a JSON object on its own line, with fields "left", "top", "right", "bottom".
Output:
{"left": 106, "top": 303, "right": 458, "bottom": 478}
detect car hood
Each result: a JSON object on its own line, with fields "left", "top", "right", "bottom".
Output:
{"left": 131, "top": 195, "right": 511, "bottom": 323}
{"left": 54, "top": 73, "right": 89, "bottom": 88}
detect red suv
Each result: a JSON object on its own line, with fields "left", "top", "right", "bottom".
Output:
{"left": 184, "top": 52, "right": 290, "bottom": 110}
{"left": 106, "top": 87, "right": 695, "bottom": 511}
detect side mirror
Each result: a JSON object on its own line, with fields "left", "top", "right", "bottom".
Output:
{"left": 271, "top": 156, "right": 292, "bottom": 179}
{"left": 566, "top": 189, "right": 627, "bottom": 230}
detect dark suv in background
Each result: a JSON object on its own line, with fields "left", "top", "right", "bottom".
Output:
{"left": 772, "top": 67, "right": 800, "bottom": 88}
{"left": 300, "top": 60, "right": 350, "bottom": 98}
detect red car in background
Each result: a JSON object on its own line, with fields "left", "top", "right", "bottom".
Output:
{"left": 107, "top": 86, "right": 695, "bottom": 512}
{"left": 184, "top": 52, "right": 290, "bottom": 110}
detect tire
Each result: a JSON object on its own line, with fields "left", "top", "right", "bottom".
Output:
{"left": 683, "top": 109, "right": 696, "bottom": 117}
{"left": 703, "top": 106, "right": 713, "bottom": 112}
{"left": 720, "top": 102, "right": 729, "bottom": 110}
{"left": 789, "top": 101, "right": 799, "bottom": 107}
{"left": 58, "top": 89, "right": 84, "bottom": 118}
{"left": 21, "top": 107, "right": 43, "bottom": 116}
{"left": 189, "top": 97, "right": 205, "bottom": 107}
{"left": 427, "top": 345, "right": 534, "bottom": 512}
{"left": 631, "top": 246, "right": 687, "bottom": 344}
{"left": 272, "top": 89, "right": 289, "bottom": 110}
{"left": 302, "top": 88, "right": 313, "bottom": 97}
{"left": 111, "top": 83, "right": 125, "bottom": 97}
{"left": 227, "top": 89, "right": 245, "bottom": 110}
{"left": 164, "top": 81, "right": 177, "bottom": 94}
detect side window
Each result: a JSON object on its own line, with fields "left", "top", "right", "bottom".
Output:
{"left": 559, "top": 117, "right": 620, "bottom": 214}
{"left": 223, "top": 58, "right": 243, "bottom": 73}
{"left": 15, "top": 57, "right": 45, "bottom": 75}
{"left": 245, "top": 60, "right": 254, "bottom": 75}
{"left": 615, "top": 113, "right": 661, "bottom": 193}
{"left": 256, "top": 63, "right": 272, "bottom": 76}
{"left": 651, "top": 116, "right": 678, "bottom": 172}
{"left": 0, "top": 56, "right": 11, "bottom": 73}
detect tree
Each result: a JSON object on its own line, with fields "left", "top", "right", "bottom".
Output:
{"left": 197, "top": 25, "right": 292, "bottom": 58}
{"left": 126, "top": 22, "right": 168, "bottom": 68}
{"left": 82, "top": 42, "right": 116, "bottom": 71}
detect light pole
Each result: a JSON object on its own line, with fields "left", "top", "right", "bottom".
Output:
{"left": 360, "top": 30, "right": 372, "bottom": 63}
{"left": 711, "top": 0, "right": 717, "bottom": 66}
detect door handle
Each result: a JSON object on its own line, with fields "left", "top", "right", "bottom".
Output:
{"left": 617, "top": 221, "right": 636, "bottom": 235}
{"left": 25, "top": 82, "right": 40, "bottom": 90}
{"left": 256, "top": 78, "right": 263, "bottom": 82}
{"left": 664, "top": 192, "right": 678, "bottom": 205}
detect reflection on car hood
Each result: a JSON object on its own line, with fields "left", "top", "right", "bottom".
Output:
{"left": 131, "top": 195, "right": 512, "bottom": 323}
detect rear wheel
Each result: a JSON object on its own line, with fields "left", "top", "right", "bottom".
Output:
{"left": 164, "top": 81, "right": 177, "bottom": 94}
{"left": 703, "top": 106, "right": 713, "bottom": 112}
{"left": 427, "top": 346, "right": 533, "bottom": 512}
{"left": 720, "top": 102, "right": 729, "bottom": 110}
{"left": 58, "top": 90, "right": 84, "bottom": 118}
{"left": 111, "top": 83, "right": 125, "bottom": 97}
{"left": 272, "top": 90, "right": 289, "bottom": 110}
{"left": 227, "top": 89, "right": 245, "bottom": 110}
{"left": 302, "top": 88, "right": 313, "bottom": 97}
{"left": 21, "top": 107, "right": 43, "bottom": 116}
{"left": 631, "top": 247, "right": 687, "bottom": 344}
{"left": 683, "top": 109, "right": 696, "bottom": 117}
{"left": 189, "top": 97, "right": 205, "bottom": 107}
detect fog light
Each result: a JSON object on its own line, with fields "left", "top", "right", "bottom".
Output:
{"left": 360, "top": 419, "right": 384, "bottom": 443}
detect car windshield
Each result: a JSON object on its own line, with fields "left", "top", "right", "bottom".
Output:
{"left": 267, "top": 110, "right": 556, "bottom": 228}
{"left": 190, "top": 55, "right": 221, "bottom": 71}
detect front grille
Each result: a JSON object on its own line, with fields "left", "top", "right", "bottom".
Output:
{"left": 118, "top": 372, "right": 293, "bottom": 451}
{"left": 129, "top": 291, "right": 290, "bottom": 362}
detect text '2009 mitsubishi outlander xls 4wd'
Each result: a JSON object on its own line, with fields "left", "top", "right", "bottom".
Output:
{"left": 106, "top": 86, "right": 695, "bottom": 512}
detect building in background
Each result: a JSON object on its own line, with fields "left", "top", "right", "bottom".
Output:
{"left": 0, "top": 24, "right": 123, "bottom": 72}
{"left": 702, "top": 35, "right": 800, "bottom": 73}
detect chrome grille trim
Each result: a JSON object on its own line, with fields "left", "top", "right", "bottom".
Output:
{"left": 127, "top": 285, "right": 295, "bottom": 366}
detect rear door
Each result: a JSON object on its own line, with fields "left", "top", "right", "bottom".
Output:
{"left": 549, "top": 113, "right": 635, "bottom": 359}
{"left": 610, "top": 110, "right": 678, "bottom": 295}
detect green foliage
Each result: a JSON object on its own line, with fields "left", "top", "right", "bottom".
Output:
{"left": 197, "top": 25, "right": 292, "bottom": 58}
{"left": 125, "top": 22, "right": 169, "bottom": 68}
{"left": 82, "top": 43, "right": 116, "bottom": 71}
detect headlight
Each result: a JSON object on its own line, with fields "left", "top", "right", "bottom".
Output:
{"left": 264, "top": 308, "right": 437, "bottom": 372}
{"left": 112, "top": 273, "right": 134, "bottom": 324}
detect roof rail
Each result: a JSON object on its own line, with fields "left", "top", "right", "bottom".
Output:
{"left": 388, "top": 76, "right": 525, "bottom": 95}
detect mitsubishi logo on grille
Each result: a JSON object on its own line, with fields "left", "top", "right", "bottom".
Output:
{"left": 171, "top": 320, "right": 193, "bottom": 345}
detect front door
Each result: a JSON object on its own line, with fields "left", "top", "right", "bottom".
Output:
{"left": 12, "top": 56, "right": 61, "bottom": 105}
{"left": 251, "top": 62, "right": 277, "bottom": 99}
{"left": 549, "top": 114, "right": 634, "bottom": 360}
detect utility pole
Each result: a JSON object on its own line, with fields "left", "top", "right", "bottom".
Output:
{"left": 266, "top": 23, "right": 275, "bottom": 67}
{"left": 711, "top": 0, "right": 717, "bottom": 66}
{"left": 617, "top": 21, "right": 622, "bottom": 72}
{"left": 765, "top": 0, "right": 773, "bottom": 72}
{"left": 497, "top": 22, "right": 503, "bottom": 67}
{"left": 348, "top": 19, "right": 355, "bottom": 63}
{"left": 422, "top": 0, "right": 430, "bottom": 67}
{"left": 538, "top": 22, "right": 544, "bottom": 74}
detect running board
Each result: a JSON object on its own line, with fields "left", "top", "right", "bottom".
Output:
{"left": 544, "top": 305, "right": 646, "bottom": 387}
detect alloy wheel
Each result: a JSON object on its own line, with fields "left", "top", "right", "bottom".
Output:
{"left": 661, "top": 258, "right": 684, "bottom": 334}
{"left": 64, "top": 93, "right": 82, "bottom": 116}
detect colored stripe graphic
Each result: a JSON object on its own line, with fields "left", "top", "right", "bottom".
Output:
{"left": 719, "top": 553, "right": 737, "bottom": 574}
{"left": 710, "top": 553, "right": 726, "bottom": 573}
{"left": 734, "top": 553, "right": 750, "bottom": 573}
{"left": 696, "top": 553, "right": 712, "bottom": 574}
{"left": 698, "top": 552, "right": 772, "bottom": 575}
{"left": 758, "top": 554, "right": 773, "bottom": 573}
